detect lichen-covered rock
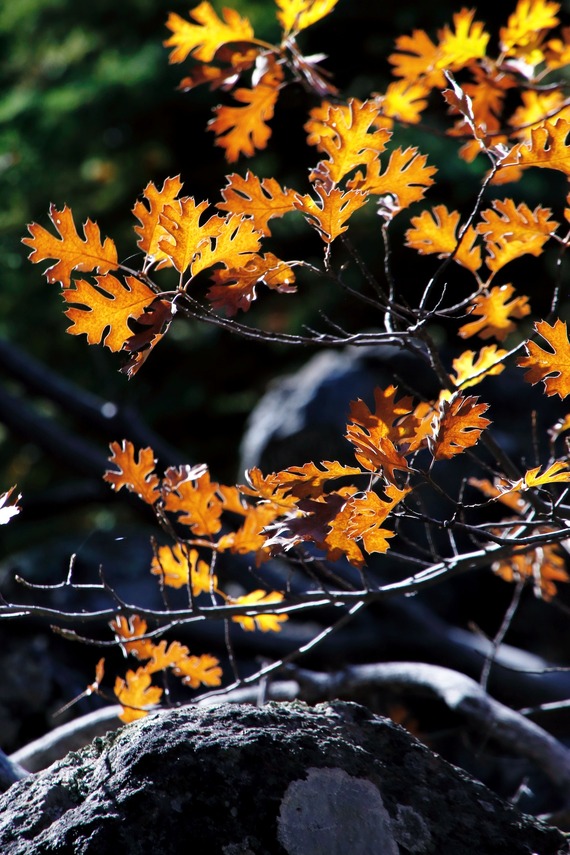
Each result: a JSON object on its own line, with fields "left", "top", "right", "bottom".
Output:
{"left": 0, "top": 701, "right": 567, "bottom": 854}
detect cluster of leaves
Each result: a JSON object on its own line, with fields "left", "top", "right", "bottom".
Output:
{"left": 12, "top": 0, "right": 570, "bottom": 721}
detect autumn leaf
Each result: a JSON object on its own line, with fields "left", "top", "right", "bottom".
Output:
{"left": 498, "top": 118, "right": 570, "bottom": 180}
{"left": 150, "top": 543, "right": 218, "bottom": 594}
{"left": 375, "top": 81, "right": 430, "bottom": 127}
{"left": 267, "top": 460, "right": 364, "bottom": 500}
{"left": 509, "top": 91, "right": 570, "bottom": 141}
{"left": 348, "top": 146, "right": 436, "bottom": 217}
{"left": 437, "top": 8, "right": 489, "bottom": 70}
{"left": 451, "top": 345, "right": 508, "bottom": 388}
{"left": 431, "top": 393, "right": 490, "bottom": 460}
{"left": 477, "top": 199, "right": 558, "bottom": 273}
{"left": 178, "top": 47, "right": 258, "bottom": 92}
{"left": 304, "top": 98, "right": 391, "bottom": 186}
{"left": 158, "top": 196, "right": 212, "bottom": 276}
{"left": 104, "top": 441, "right": 161, "bottom": 505}
{"left": 62, "top": 273, "right": 157, "bottom": 353}
{"left": 110, "top": 614, "right": 155, "bottom": 660}
{"left": 345, "top": 484, "right": 408, "bottom": 554}
{"left": 500, "top": 0, "right": 560, "bottom": 65}
{"left": 469, "top": 476, "right": 527, "bottom": 513}
{"left": 348, "top": 385, "right": 416, "bottom": 445}
{"left": 162, "top": 464, "right": 224, "bottom": 537}
{"left": 389, "top": 28, "right": 444, "bottom": 89}
{"left": 229, "top": 590, "right": 288, "bottom": 632}
{"left": 294, "top": 183, "right": 369, "bottom": 243}
{"left": 114, "top": 667, "right": 163, "bottom": 723}
{"left": 208, "top": 253, "right": 296, "bottom": 316}
{"left": 458, "top": 284, "right": 531, "bottom": 341}
{"left": 133, "top": 176, "right": 183, "bottom": 271}
{"left": 121, "top": 298, "right": 174, "bottom": 378}
{"left": 191, "top": 212, "right": 262, "bottom": 276}
{"left": 23, "top": 204, "right": 118, "bottom": 288}
{"left": 172, "top": 653, "right": 223, "bottom": 688}
{"left": 217, "top": 501, "right": 284, "bottom": 560}
{"left": 493, "top": 540, "right": 568, "bottom": 600}
{"left": 520, "top": 461, "right": 570, "bottom": 489}
{"left": 276, "top": 0, "right": 340, "bottom": 35}
{"left": 208, "top": 58, "right": 283, "bottom": 161}
{"left": 405, "top": 205, "right": 482, "bottom": 272}
{"left": 518, "top": 318, "right": 570, "bottom": 398}
{"left": 217, "top": 171, "right": 297, "bottom": 236}
{"left": 164, "top": 2, "right": 256, "bottom": 64}
{"left": 345, "top": 423, "right": 411, "bottom": 483}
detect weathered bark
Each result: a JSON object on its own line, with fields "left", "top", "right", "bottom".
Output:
{"left": 0, "top": 701, "right": 567, "bottom": 854}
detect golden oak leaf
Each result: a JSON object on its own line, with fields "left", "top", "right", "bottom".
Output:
{"left": 459, "top": 284, "right": 531, "bottom": 341}
{"left": 493, "top": 540, "right": 568, "bottom": 600}
{"left": 208, "top": 253, "right": 296, "bottom": 316}
{"left": 150, "top": 543, "right": 218, "bottom": 595}
{"left": 348, "top": 385, "right": 417, "bottom": 445}
{"left": 62, "top": 273, "right": 157, "bottom": 353}
{"left": 217, "top": 171, "right": 297, "bottom": 236}
{"left": 114, "top": 667, "right": 163, "bottom": 723}
{"left": 23, "top": 204, "right": 118, "bottom": 288}
{"left": 389, "top": 29, "right": 444, "bottom": 88}
{"left": 468, "top": 476, "right": 527, "bottom": 513}
{"left": 451, "top": 345, "right": 508, "bottom": 389}
{"left": 500, "top": 0, "right": 559, "bottom": 63}
{"left": 437, "top": 8, "right": 489, "bottom": 69}
{"left": 453, "top": 65, "right": 514, "bottom": 142}
{"left": 144, "top": 640, "right": 192, "bottom": 674}
{"left": 191, "top": 212, "right": 262, "bottom": 276}
{"left": 133, "top": 176, "right": 183, "bottom": 271}
{"left": 545, "top": 28, "right": 570, "bottom": 70}
{"left": 304, "top": 99, "right": 391, "bottom": 185}
{"left": 172, "top": 653, "right": 223, "bottom": 688}
{"left": 104, "top": 441, "right": 161, "bottom": 505}
{"left": 158, "top": 196, "right": 212, "bottom": 276}
{"left": 518, "top": 319, "right": 570, "bottom": 398}
{"left": 431, "top": 394, "right": 490, "bottom": 460}
{"left": 322, "top": 492, "right": 367, "bottom": 567}
{"left": 240, "top": 467, "right": 299, "bottom": 508}
{"left": 229, "top": 590, "right": 288, "bottom": 632}
{"left": 294, "top": 183, "right": 369, "bottom": 243}
{"left": 405, "top": 205, "right": 481, "bottom": 272}
{"left": 268, "top": 460, "right": 364, "bottom": 500}
{"left": 164, "top": 2, "right": 256, "bottom": 64}
{"left": 276, "top": 0, "right": 340, "bottom": 34}
{"left": 217, "top": 501, "right": 283, "bottom": 560}
{"left": 162, "top": 464, "right": 223, "bottom": 536}
{"left": 345, "top": 423, "right": 411, "bottom": 483}
{"left": 376, "top": 81, "right": 430, "bottom": 127}
{"left": 498, "top": 119, "right": 570, "bottom": 179}
{"left": 110, "top": 614, "right": 154, "bottom": 660}
{"left": 349, "top": 146, "right": 436, "bottom": 217}
{"left": 509, "top": 91, "right": 570, "bottom": 141}
{"left": 208, "top": 58, "right": 283, "bottom": 162}
{"left": 477, "top": 199, "right": 558, "bottom": 273}
{"left": 520, "top": 461, "right": 570, "bottom": 489}
{"left": 346, "top": 485, "right": 408, "bottom": 555}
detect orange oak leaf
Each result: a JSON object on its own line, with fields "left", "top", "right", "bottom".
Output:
{"left": 228, "top": 590, "right": 288, "bottom": 632}
{"left": 498, "top": 118, "right": 570, "bottom": 180}
{"left": 104, "top": 441, "right": 161, "bottom": 505}
{"left": 458, "top": 284, "right": 531, "bottom": 341}
{"left": 509, "top": 91, "right": 570, "bottom": 142}
{"left": 346, "top": 484, "right": 409, "bottom": 555}
{"left": 431, "top": 393, "right": 490, "bottom": 460}
{"left": 162, "top": 464, "right": 223, "bottom": 537}
{"left": 172, "top": 653, "right": 223, "bottom": 688}
{"left": 348, "top": 146, "right": 436, "bottom": 217}
{"left": 520, "top": 461, "right": 570, "bottom": 489}
{"left": 389, "top": 28, "right": 444, "bottom": 89}
{"left": 437, "top": 9, "right": 489, "bottom": 69}
{"left": 240, "top": 467, "right": 299, "bottom": 508}
{"left": 405, "top": 205, "right": 482, "bottom": 272}
{"left": 144, "top": 639, "right": 193, "bottom": 675}
{"left": 164, "top": 2, "right": 256, "bottom": 64}
{"left": 266, "top": 460, "right": 364, "bottom": 500}
{"left": 110, "top": 614, "right": 154, "bottom": 659}
{"left": 191, "top": 212, "right": 262, "bottom": 276}
{"left": 304, "top": 98, "right": 391, "bottom": 186}
{"left": 158, "top": 196, "right": 213, "bottom": 276}
{"left": 208, "top": 253, "right": 296, "bottom": 316}
{"left": 500, "top": 0, "right": 559, "bottom": 63}
{"left": 133, "top": 176, "right": 183, "bottom": 271}
{"left": 217, "top": 501, "right": 284, "bottom": 560}
{"left": 150, "top": 543, "right": 218, "bottom": 594}
{"left": 518, "top": 319, "right": 570, "bottom": 398}
{"left": 276, "top": 0, "right": 340, "bottom": 34}
{"left": 348, "top": 385, "right": 417, "bottom": 446}
{"left": 294, "top": 183, "right": 369, "bottom": 243}
{"left": 62, "top": 274, "right": 158, "bottom": 353}
{"left": 451, "top": 345, "right": 508, "bottom": 389}
{"left": 114, "top": 667, "right": 163, "bottom": 723}
{"left": 321, "top": 492, "right": 367, "bottom": 567}
{"left": 121, "top": 298, "right": 174, "bottom": 378}
{"left": 208, "top": 58, "right": 283, "bottom": 161}
{"left": 23, "top": 204, "right": 118, "bottom": 288}
{"left": 345, "top": 423, "right": 411, "bottom": 483}
{"left": 468, "top": 476, "right": 527, "bottom": 513}
{"left": 477, "top": 199, "right": 558, "bottom": 273}
{"left": 493, "top": 541, "right": 568, "bottom": 601}
{"left": 376, "top": 81, "right": 430, "bottom": 127}
{"left": 217, "top": 171, "right": 297, "bottom": 236}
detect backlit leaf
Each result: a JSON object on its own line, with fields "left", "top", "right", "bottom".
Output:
{"left": 229, "top": 590, "right": 288, "bottom": 632}
{"left": 133, "top": 176, "right": 183, "bottom": 271}
{"left": 164, "top": 2, "right": 256, "bottom": 64}
{"left": 349, "top": 146, "right": 436, "bottom": 217}
{"left": 431, "top": 393, "right": 490, "bottom": 460}
{"left": 477, "top": 199, "right": 558, "bottom": 273}
{"left": 276, "top": 0, "right": 340, "bottom": 34}
{"left": 405, "top": 205, "right": 482, "bottom": 272}
{"left": 294, "top": 183, "right": 369, "bottom": 243}
{"left": 458, "top": 284, "right": 531, "bottom": 341}
{"left": 104, "top": 441, "right": 161, "bottom": 505}
{"left": 23, "top": 204, "right": 118, "bottom": 288}
{"left": 518, "top": 318, "right": 570, "bottom": 398}
{"left": 451, "top": 345, "right": 508, "bottom": 388}
{"left": 172, "top": 653, "right": 223, "bottom": 688}
{"left": 217, "top": 171, "right": 297, "bottom": 236}
{"left": 150, "top": 543, "right": 218, "bottom": 594}
{"left": 498, "top": 118, "right": 570, "bottom": 179}
{"left": 114, "top": 667, "right": 163, "bottom": 723}
{"left": 208, "top": 253, "right": 296, "bottom": 316}
{"left": 162, "top": 465, "right": 224, "bottom": 536}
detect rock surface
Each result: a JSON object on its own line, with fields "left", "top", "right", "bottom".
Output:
{"left": 0, "top": 701, "right": 567, "bottom": 854}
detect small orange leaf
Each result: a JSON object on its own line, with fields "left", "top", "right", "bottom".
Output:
{"left": 23, "top": 204, "right": 118, "bottom": 288}
{"left": 133, "top": 176, "right": 183, "bottom": 271}
{"left": 276, "top": 0, "right": 340, "bottom": 34}
{"left": 498, "top": 118, "right": 570, "bottom": 178}
{"left": 208, "top": 253, "right": 296, "bottom": 316}
{"left": 114, "top": 667, "right": 163, "bottom": 723}
{"left": 104, "top": 441, "right": 161, "bottom": 505}
{"left": 451, "top": 345, "right": 508, "bottom": 389}
{"left": 229, "top": 590, "right": 288, "bottom": 632}
{"left": 110, "top": 614, "right": 154, "bottom": 659}
{"left": 162, "top": 465, "right": 223, "bottom": 537}
{"left": 172, "top": 653, "right": 223, "bottom": 688}
{"left": 477, "top": 199, "right": 558, "bottom": 273}
{"left": 345, "top": 423, "right": 411, "bottom": 482}
{"left": 164, "top": 2, "right": 256, "bottom": 64}
{"left": 217, "top": 171, "right": 297, "bottom": 236}
{"left": 493, "top": 541, "right": 568, "bottom": 601}
{"left": 431, "top": 393, "right": 490, "bottom": 460}
{"left": 191, "top": 212, "right": 262, "bottom": 276}
{"left": 458, "top": 284, "right": 531, "bottom": 341}
{"left": 150, "top": 543, "right": 218, "bottom": 595}
{"left": 405, "top": 205, "right": 481, "bottom": 272}
{"left": 294, "top": 183, "right": 369, "bottom": 243}
{"left": 518, "top": 318, "right": 570, "bottom": 399}
{"left": 349, "top": 146, "right": 436, "bottom": 217}
{"left": 62, "top": 274, "right": 157, "bottom": 353}
{"left": 521, "top": 461, "right": 570, "bottom": 489}
{"left": 158, "top": 196, "right": 212, "bottom": 276}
